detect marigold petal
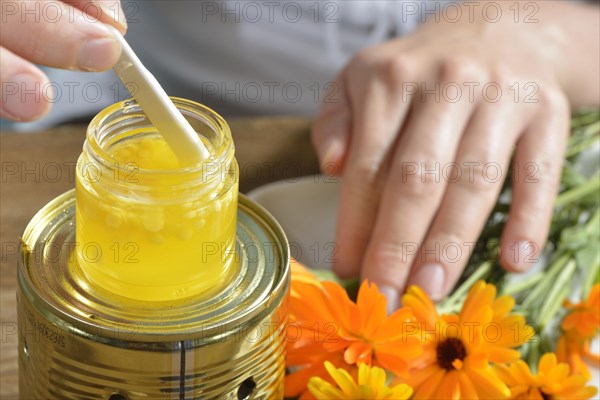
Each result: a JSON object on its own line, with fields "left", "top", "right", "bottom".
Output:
{"left": 493, "top": 364, "right": 514, "bottom": 387}
{"left": 461, "top": 281, "right": 496, "bottom": 324}
{"left": 458, "top": 370, "right": 480, "bottom": 400}
{"left": 486, "top": 347, "right": 522, "bottom": 364}
{"left": 286, "top": 352, "right": 349, "bottom": 397}
{"left": 307, "top": 377, "right": 347, "bottom": 399}
{"left": 538, "top": 353, "right": 558, "bottom": 374}
{"left": 310, "top": 362, "right": 414, "bottom": 400}
{"left": 287, "top": 340, "right": 331, "bottom": 365}
{"left": 375, "top": 353, "right": 411, "bottom": 377}
{"left": 390, "top": 383, "right": 414, "bottom": 400}
{"left": 377, "top": 307, "right": 416, "bottom": 341}
{"left": 376, "top": 335, "right": 423, "bottom": 357}
{"left": 358, "top": 362, "right": 386, "bottom": 388}
{"left": 322, "top": 281, "right": 355, "bottom": 332}
{"left": 464, "top": 353, "right": 488, "bottom": 370}
{"left": 290, "top": 258, "right": 322, "bottom": 293}
{"left": 286, "top": 365, "right": 324, "bottom": 398}
{"left": 555, "top": 386, "right": 599, "bottom": 399}
{"left": 326, "top": 362, "right": 358, "bottom": 395}
{"left": 546, "top": 363, "right": 570, "bottom": 384}
{"left": 344, "top": 342, "right": 371, "bottom": 366}
{"left": 289, "top": 282, "right": 335, "bottom": 324}
{"left": 562, "top": 312, "right": 578, "bottom": 331}
{"left": 463, "top": 366, "right": 510, "bottom": 399}
{"left": 514, "top": 360, "right": 536, "bottom": 385}
{"left": 412, "top": 367, "right": 446, "bottom": 400}
{"left": 435, "top": 370, "right": 461, "bottom": 400}
{"left": 489, "top": 315, "right": 534, "bottom": 348}
{"left": 402, "top": 285, "right": 439, "bottom": 329}
{"left": 357, "top": 281, "right": 388, "bottom": 336}
{"left": 492, "top": 296, "right": 515, "bottom": 319}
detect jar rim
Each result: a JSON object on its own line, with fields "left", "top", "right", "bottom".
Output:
{"left": 85, "top": 97, "right": 234, "bottom": 177}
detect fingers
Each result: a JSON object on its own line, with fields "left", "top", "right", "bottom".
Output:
{"left": 64, "top": 0, "right": 127, "bottom": 33}
{"left": 0, "top": 0, "right": 124, "bottom": 121}
{"left": 1, "top": 0, "right": 121, "bottom": 72}
{"left": 0, "top": 47, "right": 51, "bottom": 121}
{"left": 500, "top": 90, "right": 570, "bottom": 272}
{"left": 311, "top": 75, "right": 351, "bottom": 175}
{"left": 360, "top": 66, "right": 477, "bottom": 308}
{"left": 405, "top": 101, "right": 526, "bottom": 301}
{"left": 331, "top": 53, "right": 416, "bottom": 279}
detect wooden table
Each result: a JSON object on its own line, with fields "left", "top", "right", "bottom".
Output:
{"left": 0, "top": 118, "right": 317, "bottom": 399}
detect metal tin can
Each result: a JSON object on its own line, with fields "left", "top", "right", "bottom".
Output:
{"left": 17, "top": 101, "right": 290, "bottom": 399}
{"left": 18, "top": 192, "right": 289, "bottom": 399}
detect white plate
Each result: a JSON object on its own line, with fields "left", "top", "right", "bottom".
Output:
{"left": 248, "top": 175, "right": 340, "bottom": 270}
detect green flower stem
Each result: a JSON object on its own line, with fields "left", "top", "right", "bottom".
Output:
{"left": 581, "top": 209, "right": 600, "bottom": 296}
{"left": 570, "top": 111, "right": 600, "bottom": 128}
{"left": 583, "top": 261, "right": 600, "bottom": 298}
{"left": 451, "top": 261, "right": 492, "bottom": 300}
{"left": 565, "top": 133, "right": 600, "bottom": 158}
{"left": 525, "top": 336, "right": 541, "bottom": 373}
{"left": 555, "top": 174, "right": 600, "bottom": 209}
{"left": 517, "top": 209, "right": 597, "bottom": 307}
{"left": 501, "top": 271, "right": 546, "bottom": 296}
{"left": 522, "top": 253, "right": 570, "bottom": 308}
{"left": 536, "top": 259, "right": 576, "bottom": 327}
{"left": 584, "top": 208, "right": 600, "bottom": 235}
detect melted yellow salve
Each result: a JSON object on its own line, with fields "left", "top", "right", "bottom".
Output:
{"left": 75, "top": 133, "right": 237, "bottom": 302}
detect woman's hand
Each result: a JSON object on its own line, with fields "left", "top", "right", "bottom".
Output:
{"left": 312, "top": 0, "right": 599, "bottom": 309}
{"left": 0, "top": 0, "right": 126, "bottom": 121}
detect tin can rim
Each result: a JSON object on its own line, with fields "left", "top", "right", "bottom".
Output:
{"left": 19, "top": 191, "right": 290, "bottom": 342}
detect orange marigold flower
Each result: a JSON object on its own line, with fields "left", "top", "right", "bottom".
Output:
{"left": 290, "top": 257, "right": 322, "bottom": 295}
{"left": 562, "top": 284, "right": 600, "bottom": 340}
{"left": 286, "top": 353, "right": 349, "bottom": 400}
{"left": 285, "top": 280, "right": 423, "bottom": 398}
{"left": 308, "top": 361, "right": 413, "bottom": 400}
{"left": 401, "top": 281, "right": 535, "bottom": 399}
{"left": 556, "top": 334, "right": 595, "bottom": 380}
{"left": 495, "top": 353, "right": 598, "bottom": 399}
{"left": 557, "top": 283, "right": 600, "bottom": 378}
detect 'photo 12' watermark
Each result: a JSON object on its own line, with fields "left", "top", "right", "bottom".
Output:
{"left": 0, "top": 1, "right": 541, "bottom": 29}
{"left": 1, "top": 1, "right": 135, "bottom": 25}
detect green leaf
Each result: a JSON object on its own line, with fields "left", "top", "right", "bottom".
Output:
{"left": 575, "top": 245, "right": 600, "bottom": 272}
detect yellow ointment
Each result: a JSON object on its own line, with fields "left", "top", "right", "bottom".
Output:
{"left": 75, "top": 123, "right": 238, "bottom": 302}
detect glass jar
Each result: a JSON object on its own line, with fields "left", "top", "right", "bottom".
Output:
{"left": 75, "top": 97, "right": 238, "bottom": 302}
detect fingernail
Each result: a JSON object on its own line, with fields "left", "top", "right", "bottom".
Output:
{"left": 98, "top": 3, "right": 128, "bottom": 31}
{"left": 1, "top": 73, "right": 50, "bottom": 121}
{"left": 379, "top": 285, "right": 400, "bottom": 315}
{"left": 510, "top": 241, "right": 538, "bottom": 272}
{"left": 77, "top": 38, "right": 121, "bottom": 71}
{"left": 412, "top": 263, "right": 446, "bottom": 302}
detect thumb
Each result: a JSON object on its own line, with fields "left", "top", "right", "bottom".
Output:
{"left": 65, "top": 0, "right": 128, "bottom": 33}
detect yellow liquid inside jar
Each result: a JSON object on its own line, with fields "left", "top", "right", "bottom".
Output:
{"left": 75, "top": 99, "right": 238, "bottom": 302}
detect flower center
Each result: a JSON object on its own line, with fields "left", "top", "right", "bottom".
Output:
{"left": 436, "top": 338, "right": 467, "bottom": 370}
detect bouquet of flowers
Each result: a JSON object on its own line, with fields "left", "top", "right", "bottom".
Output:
{"left": 284, "top": 111, "right": 600, "bottom": 400}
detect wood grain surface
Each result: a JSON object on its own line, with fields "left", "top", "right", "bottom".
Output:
{"left": 0, "top": 117, "right": 316, "bottom": 399}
